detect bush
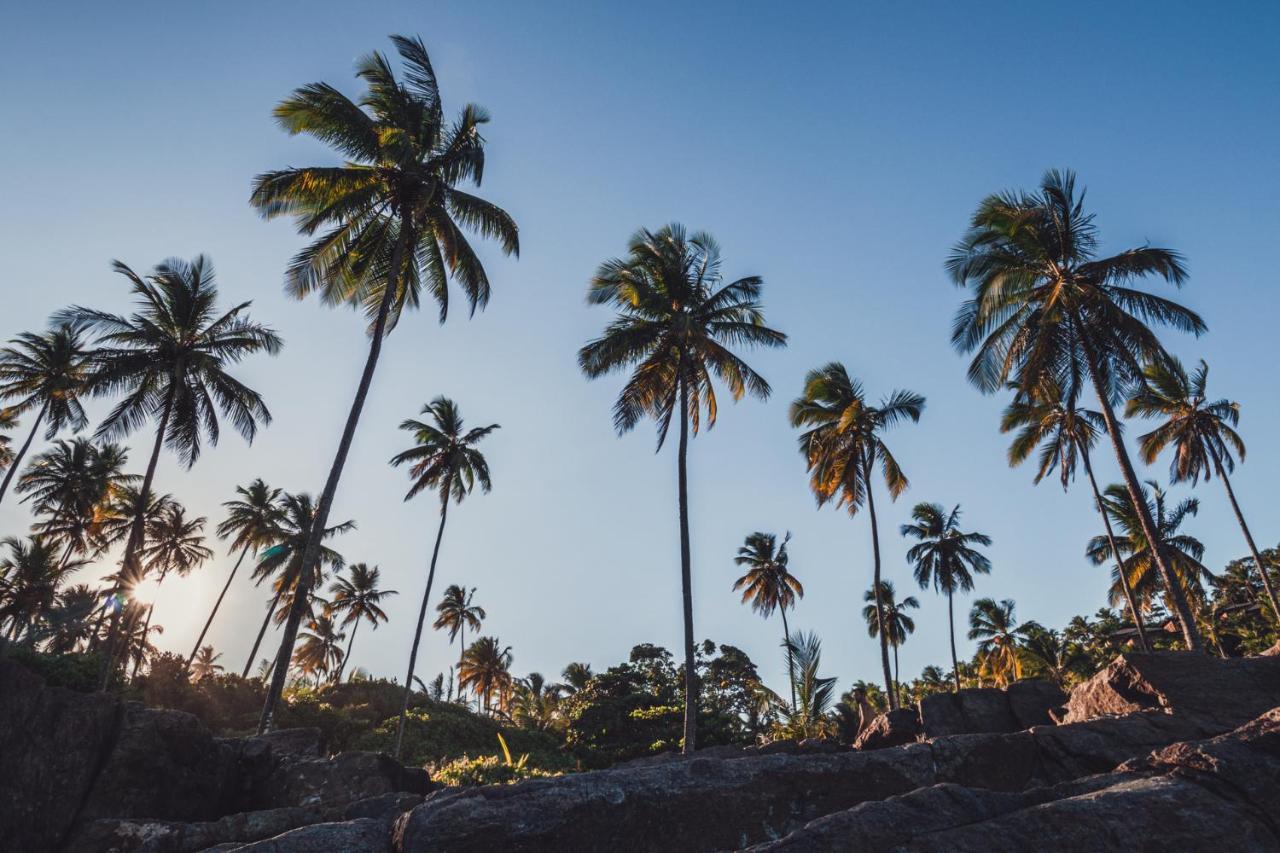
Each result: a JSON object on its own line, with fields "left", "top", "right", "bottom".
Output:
{"left": 353, "top": 703, "right": 570, "bottom": 772}
{"left": 433, "top": 753, "right": 561, "bottom": 787}
{"left": 8, "top": 648, "right": 103, "bottom": 692}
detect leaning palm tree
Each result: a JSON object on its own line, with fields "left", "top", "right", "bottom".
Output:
{"left": 58, "top": 256, "right": 280, "bottom": 685}
{"left": 434, "top": 584, "right": 486, "bottom": 703}
{"left": 0, "top": 536, "right": 85, "bottom": 643}
{"left": 294, "top": 615, "right": 346, "bottom": 685}
{"left": 190, "top": 646, "right": 224, "bottom": 681}
{"left": 249, "top": 34, "right": 518, "bottom": 734}
{"left": 968, "top": 598, "right": 1035, "bottom": 687}
{"left": 186, "top": 480, "right": 283, "bottom": 670}
{"left": 0, "top": 324, "right": 91, "bottom": 504}
{"left": 900, "top": 502, "right": 991, "bottom": 691}
{"left": 580, "top": 224, "right": 786, "bottom": 752}
{"left": 388, "top": 397, "right": 497, "bottom": 757}
{"left": 458, "top": 636, "right": 513, "bottom": 716}
{"left": 790, "top": 363, "right": 923, "bottom": 708}
{"left": 732, "top": 531, "right": 804, "bottom": 711}
{"left": 328, "top": 562, "right": 396, "bottom": 682}
{"left": 861, "top": 580, "right": 918, "bottom": 704}
{"left": 1127, "top": 356, "right": 1280, "bottom": 623}
{"left": 947, "top": 169, "right": 1206, "bottom": 650}
{"left": 1001, "top": 378, "right": 1150, "bottom": 651}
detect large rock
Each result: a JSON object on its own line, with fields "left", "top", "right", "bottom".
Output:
{"left": 918, "top": 680, "right": 1064, "bottom": 738}
{"left": 247, "top": 751, "right": 431, "bottom": 811}
{"left": 232, "top": 817, "right": 392, "bottom": 852}
{"left": 853, "top": 708, "right": 921, "bottom": 751}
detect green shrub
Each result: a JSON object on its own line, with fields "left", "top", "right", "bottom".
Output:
{"left": 433, "top": 753, "right": 561, "bottom": 787}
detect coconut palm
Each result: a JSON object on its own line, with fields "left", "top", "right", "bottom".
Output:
{"left": 511, "top": 672, "right": 563, "bottom": 732}
{"left": 900, "top": 502, "right": 991, "bottom": 691}
{"left": 41, "top": 584, "right": 102, "bottom": 653}
{"left": 1002, "top": 378, "right": 1151, "bottom": 650}
{"left": 773, "top": 631, "right": 837, "bottom": 741}
{"left": 579, "top": 224, "right": 786, "bottom": 752}
{"left": 0, "top": 324, "right": 91, "bottom": 505}
{"left": 948, "top": 169, "right": 1207, "bottom": 650}
{"left": 18, "top": 438, "right": 135, "bottom": 567}
{"left": 458, "top": 636, "right": 513, "bottom": 715}
{"left": 243, "top": 492, "right": 352, "bottom": 677}
{"left": 0, "top": 409, "right": 17, "bottom": 474}
{"left": 190, "top": 646, "right": 224, "bottom": 681}
{"left": 968, "top": 598, "right": 1035, "bottom": 687}
{"left": 732, "top": 532, "right": 804, "bottom": 710}
{"left": 862, "top": 580, "right": 918, "bottom": 704}
{"left": 1127, "top": 356, "right": 1280, "bottom": 623}
{"left": 249, "top": 34, "right": 518, "bottom": 734}
{"left": 1086, "top": 481, "right": 1214, "bottom": 617}
{"left": 790, "top": 363, "right": 923, "bottom": 708}
{"left": 560, "top": 661, "right": 593, "bottom": 694}
{"left": 434, "top": 584, "right": 486, "bottom": 702}
{"left": 294, "top": 615, "right": 346, "bottom": 685}
{"left": 1020, "top": 626, "right": 1084, "bottom": 688}
{"left": 130, "top": 505, "right": 211, "bottom": 679}
{"left": 388, "top": 397, "right": 497, "bottom": 757}
{"left": 0, "top": 536, "right": 85, "bottom": 643}
{"left": 328, "top": 563, "right": 396, "bottom": 682}
{"left": 58, "top": 256, "right": 280, "bottom": 684}
{"left": 186, "top": 480, "right": 283, "bottom": 671}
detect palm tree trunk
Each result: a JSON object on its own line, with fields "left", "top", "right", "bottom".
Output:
{"left": 394, "top": 496, "right": 450, "bottom": 759}
{"left": 334, "top": 618, "right": 359, "bottom": 683}
{"left": 1077, "top": 331, "right": 1203, "bottom": 651}
{"left": 1214, "top": 457, "right": 1280, "bottom": 623}
{"left": 948, "top": 590, "right": 960, "bottom": 691}
{"left": 259, "top": 230, "right": 409, "bottom": 734}
{"left": 0, "top": 403, "right": 46, "bottom": 505}
{"left": 130, "top": 603, "right": 156, "bottom": 682}
{"left": 863, "top": 450, "right": 897, "bottom": 710}
{"left": 779, "top": 606, "right": 796, "bottom": 712}
{"left": 458, "top": 625, "right": 466, "bottom": 708}
{"left": 186, "top": 545, "right": 251, "bottom": 672}
{"left": 892, "top": 642, "right": 900, "bottom": 707}
{"left": 243, "top": 584, "right": 284, "bottom": 678}
{"left": 1082, "top": 450, "right": 1151, "bottom": 653}
{"left": 676, "top": 379, "right": 698, "bottom": 754}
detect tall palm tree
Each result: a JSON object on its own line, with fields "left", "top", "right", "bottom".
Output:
{"left": 580, "top": 224, "right": 786, "bottom": 752}
{"left": 947, "top": 169, "right": 1207, "bottom": 650}
{"left": 249, "top": 34, "right": 518, "bottom": 734}
{"left": 0, "top": 536, "right": 85, "bottom": 643}
{"left": 186, "top": 480, "right": 283, "bottom": 670}
{"left": 42, "top": 584, "right": 101, "bottom": 653}
{"left": 968, "top": 598, "right": 1035, "bottom": 687}
{"left": 790, "top": 363, "right": 923, "bottom": 709}
{"left": 388, "top": 397, "right": 497, "bottom": 757}
{"left": 294, "top": 615, "right": 346, "bottom": 685}
{"left": 1001, "top": 379, "right": 1150, "bottom": 651}
{"left": 18, "top": 439, "right": 135, "bottom": 567}
{"left": 132, "top": 505, "right": 211, "bottom": 679}
{"left": 458, "top": 636, "right": 513, "bottom": 715}
{"left": 434, "top": 584, "right": 486, "bottom": 703}
{"left": 190, "top": 645, "right": 224, "bottom": 681}
{"left": 1086, "top": 481, "right": 1213, "bottom": 618}
{"left": 732, "top": 531, "right": 804, "bottom": 711}
{"left": 1020, "top": 626, "right": 1084, "bottom": 688}
{"left": 900, "top": 502, "right": 991, "bottom": 691}
{"left": 59, "top": 256, "right": 280, "bottom": 685}
{"left": 0, "top": 324, "right": 91, "bottom": 504}
{"left": 328, "top": 562, "right": 396, "bottom": 682}
{"left": 1127, "top": 356, "right": 1280, "bottom": 623}
{"left": 862, "top": 580, "right": 918, "bottom": 704}
{"left": 242, "top": 492, "right": 352, "bottom": 677}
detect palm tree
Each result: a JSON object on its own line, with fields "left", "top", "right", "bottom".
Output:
{"left": 1127, "top": 356, "right": 1280, "bottom": 623}
{"left": 328, "top": 562, "right": 396, "bottom": 682}
{"left": 42, "top": 584, "right": 101, "bottom": 653}
{"left": 948, "top": 169, "right": 1207, "bottom": 650}
{"left": 0, "top": 324, "right": 91, "bottom": 504}
{"left": 1020, "top": 626, "right": 1084, "bottom": 688}
{"left": 132, "top": 505, "right": 211, "bottom": 679}
{"left": 434, "top": 584, "right": 486, "bottom": 703}
{"left": 580, "top": 224, "right": 786, "bottom": 752}
{"left": 249, "top": 34, "right": 518, "bottom": 734}
{"left": 900, "top": 502, "right": 991, "bottom": 691}
{"left": 968, "top": 598, "right": 1035, "bottom": 687}
{"left": 388, "top": 397, "right": 497, "bottom": 757}
{"left": 1086, "top": 481, "right": 1214, "bottom": 618}
{"left": 774, "top": 631, "right": 837, "bottom": 741}
{"left": 790, "top": 363, "right": 923, "bottom": 709}
{"left": 0, "top": 409, "right": 17, "bottom": 474}
{"left": 458, "top": 636, "right": 513, "bottom": 715}
{"left": 59, "top": 256, "right": 280, "bottom": 685}
{"left": 862, "top": 580, "right": 918, "bottom": 704}
{"left": 242, "top": 492, "right": 352, "bottom": 677}
{"left": 0, "top": 536, "right": 85, "bottom": 643}
{"left": 560, "top": 662, "right": 593, "bottom": 694}
{"left": 511, "top": 672, "right": 563, "bottom": 732}
{"left": 186, "top": 480, "right": 283, "bottom": 670}
{"left": 1002, "top": 378, "right": 1150, "bottom": 651}
{"left": 190, "top": 645, "right": 224, "bottom": 681}
{"left": 294, "top": 615, "right": 346, "bottom": 685}
{"left": 732, "top": 532, "right": 804, "bottom": 710}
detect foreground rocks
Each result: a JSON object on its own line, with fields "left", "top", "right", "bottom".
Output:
{"left": 918, "top": 680, "right": 1065, "bottom": 738}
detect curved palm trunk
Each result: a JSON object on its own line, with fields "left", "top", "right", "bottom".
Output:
{"left": 892, "top": 641, "right": 900, "bottom": 707}
{"left": 779, "top": 605, "right": 796, "bottom": 712}
{"left": 0, "top": 403, "right": 46, "bottom": 505}
{"left": 1081, "top": 450, "right": 1150, "bottom": 653}
{"left": 186, "top": 546, "right": 251, "bottom": 671}
{"left": 244, "top": 584, "right": 285, "bottom": 678}
{"left": 259, "top": 232, "right": 409, "bottom": 734}
{"left": 862, "top": 452, "right": 897, "bottom": 710}
{"left": 334, "top": 618, "right": 359, "bottom": 684}
{"left": 1213, "top": 458, "right": 1280, "bottom": 623}
{"left": 677, "top": 383, "right": 698, "bottom": 754}
{"left": 947, "top": 591, "right": 960, "bottom": 691}
{"left": 394, "top": 497, "right": 450, "bottom": 759}
{"left": 1078, "top": 334, "right": 1202, "bottom": 651}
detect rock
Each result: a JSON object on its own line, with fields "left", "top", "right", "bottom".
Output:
{"left": 231, "top": 817, "right": 391, "bottom": 852}
{"left": 63, "top": 806, "right": 325, "bottom": 853}
{"left": 853, "top": 709, "right": 921, "bottom": 751}
{"left": 1005, "top": 680, "right": 1066, "bottom": 728}
{"left": 394, "top": 746, "right": 937, "bottom": 852}
{"left": 244, "top": 727, "right": 327, "bottom": 759}
{"left": 343, "top": 792, "right": 424, "bottom": 822}
{"left": 249, "top": 751, "right": 431, "bottom": 811}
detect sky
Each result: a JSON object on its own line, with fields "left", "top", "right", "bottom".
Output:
{"left": 2, "top": 1, "right": 1278, "bottom": 697}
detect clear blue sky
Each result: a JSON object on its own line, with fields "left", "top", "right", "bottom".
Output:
{"left": 2, "top": 1, "right": 1277, "bottom": 694}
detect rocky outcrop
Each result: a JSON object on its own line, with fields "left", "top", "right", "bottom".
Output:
{"left": 917, "top": 680, "right": 1064, "bottom": 738}
{"left": 853, "top": 708, "right": 921, "bottom": 751}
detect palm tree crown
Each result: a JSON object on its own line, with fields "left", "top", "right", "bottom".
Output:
{"left": 862, "top": 580, "right": 919, "bottom": 648}
{"left": 459, "top": 636, "right": 513, "bottom": 714}
{"left": 1001, "top": 378, "right": 1107, "bottom": 490}
{"left": 968, "top": 598, "right": 1036, "bottom": 686}
{"left": 900, "top": 503, "right": 992, "bottom": 596}
{"left": 217, "top": 479, "right": 284, "bottom": 554}
{"left": 390, "top": 397, "right": 498, "bottom": 504}
{"left": 434, "top": 584, "right": 486, "bottom": 643}
{"left": 329, "top": 562, "right": 397, "bottom": 682}
{"left": 732, "top": 532, "right": 804, "bottom": 618}
{"left": 142, "top": 505, "right": 212, "bottom": 582}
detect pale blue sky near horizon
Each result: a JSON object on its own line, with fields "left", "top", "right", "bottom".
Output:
{"left": 1, "top": 1, "right": 1277, "bottom": 695}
